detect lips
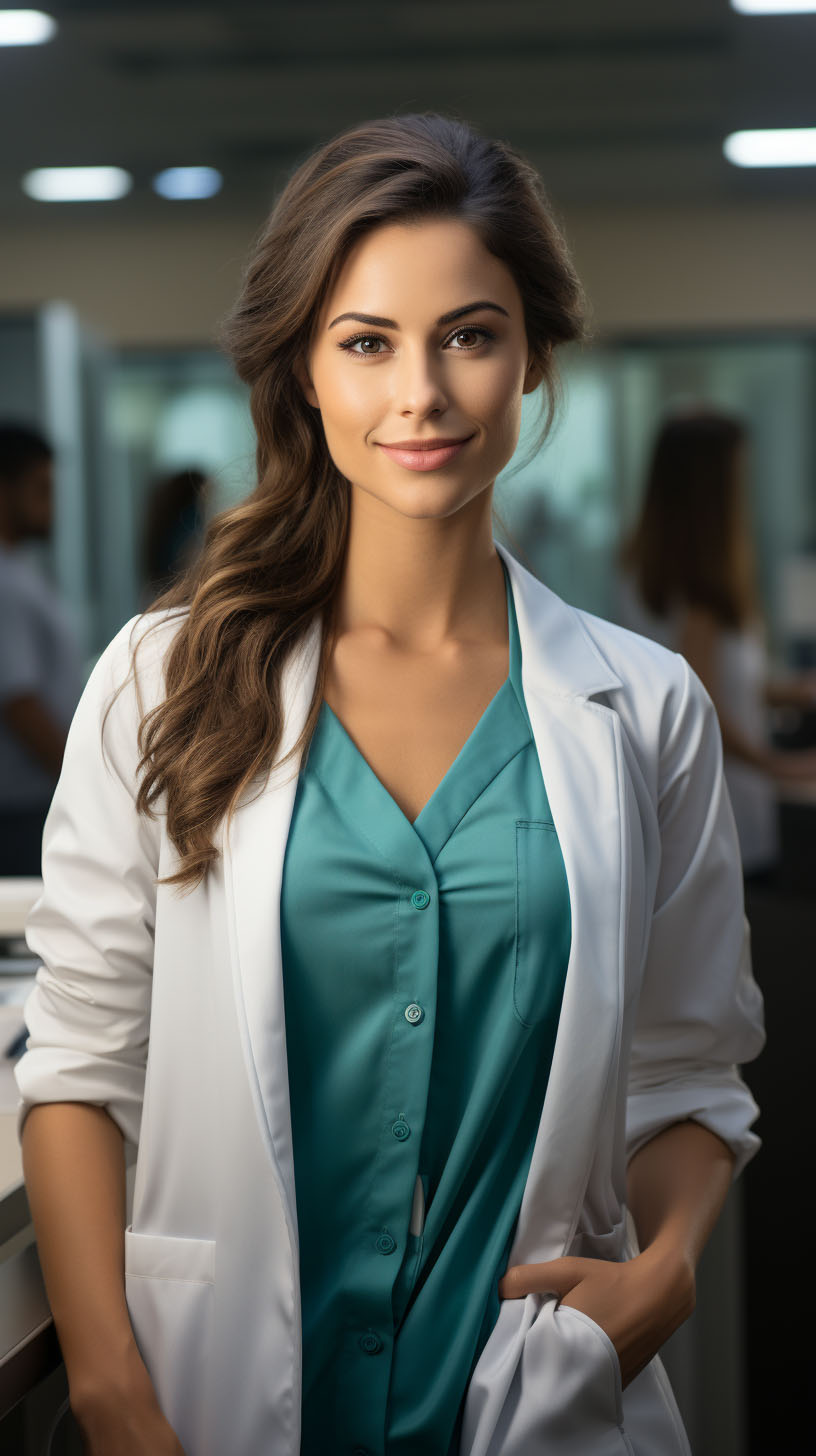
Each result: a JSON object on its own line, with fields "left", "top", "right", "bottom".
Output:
{"left": 380, "top": 437, "right": 473, "bottom": 450}
{"left": 376, "top": 435, "right": 474, "bottom": 472}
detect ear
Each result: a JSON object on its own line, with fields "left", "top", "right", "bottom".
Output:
{"left": 522, "top": 348, "right": 548, "bottom": 395}
{"left": 293, "top": 355, "right": 320, "bottom": 410}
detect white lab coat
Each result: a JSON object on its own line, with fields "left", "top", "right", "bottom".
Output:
{"left": 14, "top": 540, "right": 765, "bottom": 1456}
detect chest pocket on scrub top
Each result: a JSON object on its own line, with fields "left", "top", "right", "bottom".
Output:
{"left": 513, "top": 819, "right": 572, "bottom": 1029}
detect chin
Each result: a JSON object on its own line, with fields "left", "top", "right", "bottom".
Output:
{"left": 377, "top": 488, "right": 483, "bottom": 522}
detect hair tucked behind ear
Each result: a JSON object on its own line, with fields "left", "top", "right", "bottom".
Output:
{"left": 112, "top": 111, "right": 589, "bottom": 893}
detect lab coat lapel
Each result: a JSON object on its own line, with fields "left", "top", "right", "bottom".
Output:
{"left": 496, "top": 543, "right": 626, "bottom": 1263}
{"left": 223, "top": 616, "right": 322, "bottom": 1241}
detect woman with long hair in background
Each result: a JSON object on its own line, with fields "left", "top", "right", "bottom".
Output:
{"left": 619, "top": 407, "right": 816, "bottom": 881}
{"left": 15, "top": 115, "right": 763, "bottom": 1456}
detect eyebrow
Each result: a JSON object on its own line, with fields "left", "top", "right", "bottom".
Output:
{"left": 327, "top": 300, "right": 510, "bottom": 330}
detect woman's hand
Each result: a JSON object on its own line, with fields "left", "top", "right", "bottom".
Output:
{"left": 497, "top": 1243, "right": 695, "bottom": 1389}
{"left": 71, "top": 1367, "right": 189, "bottom": 1456}
{"left": 73, "top": 1395, "right": 189, "bottom": 1455}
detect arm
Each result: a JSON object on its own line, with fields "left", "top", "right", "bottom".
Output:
{"left": 499, "top": 656, "right": 765, "bottom": 1385}
{"left": 21, "top": 1102, "right": 155, "bottom": 1410}
{"left": 2, "top": 690, "right": 67, "bottom": 775}
{"left": 626, "top": 1119, "right": 734, "bottom": 1279}
{"left": 13, "top": 615, "right": 185, "bottom": 1445}
{"left": 22, "top": 1103, "right": 186, "bottom": 1452}
{"left": 500, "top": 1119, "right": 735, "bottom": 1388}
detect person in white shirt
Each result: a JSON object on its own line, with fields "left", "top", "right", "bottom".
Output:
{"left": 0, "top": 422, "right": 84, "bottom": 875}
{"left": 617, "top": 406, "right": 816, "bottom": 880}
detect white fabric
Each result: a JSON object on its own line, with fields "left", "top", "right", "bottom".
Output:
{"left": 0, "top": 543, "right": 84, "bottom": 810}
{"left": 615, "top": 572, "right": 779, "bottom": 873}
{"left": 13, "top": 543, "right": 765, "bottom": 1456}
{"left": 716, "top": 629, "right": 779, "bottom": 872}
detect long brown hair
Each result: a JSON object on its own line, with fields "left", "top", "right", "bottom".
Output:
{"left": 112, "top": 112, "right": 589, "bottom": 893}
{"left": 621, "top": 407, "right": 760, "bottom": 630}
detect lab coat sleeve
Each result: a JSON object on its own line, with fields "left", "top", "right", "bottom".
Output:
{"left": 13, "top": 613, "right": 167, "bottom": 1150}
{"left": 625, "top": 654, "right": 766, "bottom": 1181}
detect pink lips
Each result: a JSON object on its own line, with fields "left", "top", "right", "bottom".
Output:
{"left": 376, "top": 436, "right": 474, "bottom": 471}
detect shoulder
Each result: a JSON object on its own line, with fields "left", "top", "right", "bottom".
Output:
{"left": 504, "top": 547, "right": 708, "bottom": 762}
{"left": 81, "top": 606, "right": 190, "bottom": 739}
{"left": 96, "top": 605, "right": 188, "bottom": 680}
{"left": 576, "top": 604, "right": 689, "bottom": 701}
{"left": 570, "top": 603, "right": 717, "bottom": 783}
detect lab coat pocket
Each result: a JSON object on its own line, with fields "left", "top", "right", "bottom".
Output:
{"left": 513, "top": 820, "right": 572, "bottom": 1028}
{"left": 516, "top": 1295, "right": 634, "bottom": 1454}
{"left": 124, "top": 1224, "right": 216, "bottom": 1456}
{"left": 555, "top": 1305, "right": 626, "bottom": 1431}
{"left": 459, "top": 1291, "right": 638, "bottom": 1456}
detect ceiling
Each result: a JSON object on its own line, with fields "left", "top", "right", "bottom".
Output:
{"left": 1, "top": 0, "right": 815, "bottom": 223}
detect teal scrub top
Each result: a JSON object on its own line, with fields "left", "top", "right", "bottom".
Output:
{"left": 280, "top": 559, "right": 571, "bottom": 1456}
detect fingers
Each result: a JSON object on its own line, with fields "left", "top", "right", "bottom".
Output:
{"left": 497, "top": 1257, "right": 587, "bottom": 1301}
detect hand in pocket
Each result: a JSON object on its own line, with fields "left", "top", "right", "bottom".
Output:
{"left": 497, "top": 1248, "right": 695, "bottom": 1389}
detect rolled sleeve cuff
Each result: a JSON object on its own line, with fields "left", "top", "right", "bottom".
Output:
{"left": 15, "top": 1049, "right": 145, "bottom": 1149}
{"left": 627, "top": 1064, "right": 761, "bottom": 1181}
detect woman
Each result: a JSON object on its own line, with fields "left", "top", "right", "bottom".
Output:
{"left": 619, "top": 407, "right": 816, "bottom": 880}
{"left": 14, "top": 115, "right": 764, "bottom": 1456}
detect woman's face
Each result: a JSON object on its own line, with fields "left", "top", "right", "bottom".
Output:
{"left": 295, "top": 217, "right": 544, "bottom": 522}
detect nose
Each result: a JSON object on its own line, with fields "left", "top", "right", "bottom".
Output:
{"left": 394, "top": 343, "right": 449, "bottom": 418}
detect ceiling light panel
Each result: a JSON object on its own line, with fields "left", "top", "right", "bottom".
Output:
{"left": 152, "top": 166, "right": 223, "bottom": 200}
{"left": 0, "top": 9, "right": 56, "bottom": 44}
{"left": 21, "top": 166, "right": 134, "bottom": 201}
{"left": 731, "top": 3, "right": 816, "bottom": 13}
{"left": 724, "top": 128, "right": 816, "bottom": 165}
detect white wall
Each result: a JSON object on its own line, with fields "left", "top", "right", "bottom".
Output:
{"left": 2, "top": 202, "right": 816, "bottom": 346}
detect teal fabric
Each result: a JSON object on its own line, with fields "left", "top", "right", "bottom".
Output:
{"left": 280, "top": 559, "right": 571, "bottom": 1456}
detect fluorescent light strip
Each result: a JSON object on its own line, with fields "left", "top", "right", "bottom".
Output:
{"left": 21, "top": 166, "right": 133, "bottom": 201}
{"left": 0, "top": 9, "right": 56, "bottom": 44}
{"left": 731, "top": 2, "right": 816, "bottom": 13}
{"left": 152, "top": 166, "right": 223, "bottom": 200}
{"left": 724, "top": 128, "right": 816, "bottom": 166}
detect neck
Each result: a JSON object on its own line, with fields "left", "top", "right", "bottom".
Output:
{"left": 334, "top": 486, "right": 507, "bottom": 652}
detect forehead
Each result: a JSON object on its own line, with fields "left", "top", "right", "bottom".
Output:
{"left": 318, "top": 217, "right": 522, "bottom": 323}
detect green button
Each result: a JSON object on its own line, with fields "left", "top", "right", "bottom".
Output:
{"left": 359, "top": 1331, "right": 383, "bottom": 1354}
{"left": 391, "top": 1118, "right": 411, "bottom": 1141}
{"left": 376, "top": 1231, "right": 397, "bottom": 1255}
{"left": 405, "top": 1002, "right": 424, "bottom": 1024}
{"left": 410, "top": 889, "right": 430, "bottom": 910}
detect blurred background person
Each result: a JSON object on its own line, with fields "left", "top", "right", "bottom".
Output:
{"left": 0, "top": 422, "right": 84, "bottom": 876}
{"left": 618, "top": 406, "right": 816, "bottom": 883}
{"left": 139, "top": 464, "right": 209, "bottom": 608}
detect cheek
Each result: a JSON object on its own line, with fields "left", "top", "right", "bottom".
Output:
{"left": 470, "top": 381, "right": 524, "bottom": 457}
{"left": 316, "top": 358, "right": 381, "bottom": 428}
{"left": 467, "top": 357, "right": 526, "bottom": 420}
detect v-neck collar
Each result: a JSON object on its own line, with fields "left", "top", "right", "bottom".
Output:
{"left": 305, "top": 558, "right": 534, "bottom": 864}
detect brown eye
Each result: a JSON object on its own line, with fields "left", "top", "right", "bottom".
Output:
{"left": 337, "top": 332, "right": 389, "bottom": 356}
{"left": 447, "top": 327, "right": 496, "bottom": 350}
